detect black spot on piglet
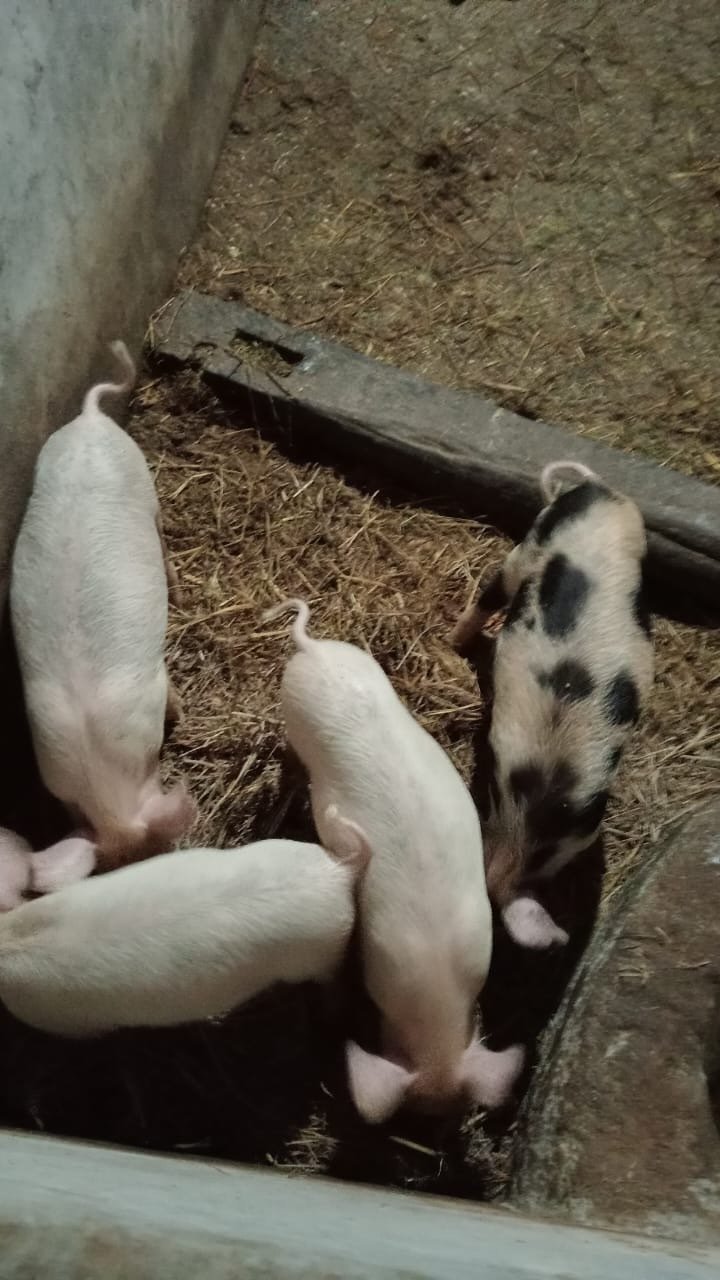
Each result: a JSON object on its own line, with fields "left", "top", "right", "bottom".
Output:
{"left": 535, "top": 480, "right": 610, "bottom": 545}
{"left": 539, "top": 658, "right": 594, "bottom": 703}
{"left": 475, "top": 568, "right": 508, "bottom": 616}
{"left": 571, "top": 789, "right": 610, "bottom": 837}
{"left": 538, "top": 554, "right": 591, "bottom": 639}
{"left": 605, "top": 672, "right": 640, "bottom": 726}
{"left": 550, "top": 760, "right": 579, "bottom": 792}
{"left": 505, "top": 578, "right": 532, "bottom": 629}
{"left": 524, "top": 760, "right": 580, "bottom": 845}
{"left": 509, "top": 764, "right": 544, "bottom": 801}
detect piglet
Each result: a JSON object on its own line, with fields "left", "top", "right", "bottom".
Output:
{"left": 265, "top": 598, "right": 523, "bottom": 1124}
{"left": 10, "top": 341, "right": 194, "bottom": 875}
{"left": 452, "top": 460, "right": 654, "bottom": 949}
{"left": 0, "top": 837, "right": 362, "bottom": 1036}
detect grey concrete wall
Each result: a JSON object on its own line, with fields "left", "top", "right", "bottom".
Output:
{"left": 0, "top": 0, "right": 262, "bottom": 601}
{"left": 3, "top": 1131, "right": 720, "bottom": 1280}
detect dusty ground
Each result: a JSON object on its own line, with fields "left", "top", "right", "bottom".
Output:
{"left": 2, "top": 0, "right": 719, "bottom": 1201}
{"left": 183, "top": 0, "right": 720, "bottom": 478}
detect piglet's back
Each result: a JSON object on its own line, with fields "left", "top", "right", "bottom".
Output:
{"left": 282, "top": 634, "right": 487, "bottom": 926}
{"left": 12, "top": 416, "right": 166, "bottom": 668}
{"left": 0, "top": 840, "right": 356, "bottom": 1036}
{"left": 281, "top": 637, "right": 398, "bottom": 737}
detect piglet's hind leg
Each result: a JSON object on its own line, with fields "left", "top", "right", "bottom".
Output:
{"left": 450, "top": 569, "right": 508, "bottom": 652}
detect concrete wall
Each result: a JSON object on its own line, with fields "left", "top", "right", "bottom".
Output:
{"left": 0, "top": 0, "right": 262, "bottom": 601}
{"left": 2, "top": 1132, "right": 719, "bottom": 1279}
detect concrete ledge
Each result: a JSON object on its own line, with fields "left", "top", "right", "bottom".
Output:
{"left": 511, "top": 798, "right": 720, "bottom": 1246}
{"left": 1, "top": 1130, "right": 719, "bottom": 1279}
{"left": 0, "top": 0, "right": 263, "bottom": 598}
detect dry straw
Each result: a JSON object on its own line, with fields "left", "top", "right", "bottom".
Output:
{"left": 135, "top": 367, "right": 720, "bottom": 903}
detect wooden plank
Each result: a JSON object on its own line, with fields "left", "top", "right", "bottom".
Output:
{"left": 1, "top": 1130, "right": 719, "bottom": 1278}
{"left": 154, "top": 290, "right": 720, "bottom": 616}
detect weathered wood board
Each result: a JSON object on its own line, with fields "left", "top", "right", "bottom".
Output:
{"left": 2, "top": 1129, "right": 719, "bottom": 1279}
{"left": 154, "top": 290, "right": 720, "bottom": 617}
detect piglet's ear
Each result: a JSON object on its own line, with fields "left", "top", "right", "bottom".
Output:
{"left": 461, "top": 1039, "right": 524, "bottom": 1110}
{"left": 141, "top": 782, "right": 197, "bottom": 848}
{"left": 346, "top": 1041, "right": 415, "bottom": 1124}
{"left": 322, "top": 806, "right": 372, "bottom": 872}
{"left": 502, "top": 895, "right": 569, "bottom": 950}
{"left": 30, "top": 836, "right": 96, "bottom": 894}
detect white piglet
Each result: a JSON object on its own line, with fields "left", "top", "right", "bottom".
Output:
{"left": 266, "top": 599, "right": 524, "bottom": 1125}
{"left": 0, "top": 838, "right": 360, "bottom": 1037}
{"left": 10, "top": 342, "right": 194, "bottom": 880}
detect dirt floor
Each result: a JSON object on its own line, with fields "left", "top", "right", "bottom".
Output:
{"left": 2, "top": 0, "right": 719, "bottom": 1200}
{"left": 182, "top": 0, "right": 720, "bottom": 478}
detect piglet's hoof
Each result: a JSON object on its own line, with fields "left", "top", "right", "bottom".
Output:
{"left": 502, "top": 895, "right": 569, "bottom": 950}
{"left": 30, "top": 836, "right": 97, "bottom": 894}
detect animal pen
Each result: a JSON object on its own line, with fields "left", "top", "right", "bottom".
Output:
{"left": 1, "top": 3, "right": 719, "bottom": 1276}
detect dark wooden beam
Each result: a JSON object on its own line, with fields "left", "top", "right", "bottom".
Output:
{"left": 154, "top": 291, "right": 720, "bottom": 617}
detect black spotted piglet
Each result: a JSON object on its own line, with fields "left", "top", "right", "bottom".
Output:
{"left": 452, "top": 461, "right": 654, "bottom": 950}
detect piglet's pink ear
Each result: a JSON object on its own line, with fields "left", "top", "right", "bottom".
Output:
{"left": 346, "top": 1041, "right": 416, "bottom": 1124}
{"left": 461, "top": 1039, "right": 524, "bottom": 1110}
{"left": 141, "top": 782, "right": 197, "bottom": 849}
{"left": 502, "top": 895, "right": 569, "bottom": 950}
{"left": 30, "top": 836, "right": 96, "bottom": 894}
